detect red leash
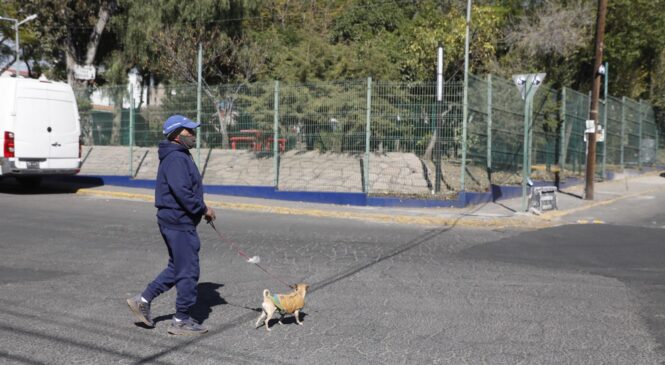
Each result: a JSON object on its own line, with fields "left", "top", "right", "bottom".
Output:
{"left": 208, "top": 221, "right": 294, "bottom": 289}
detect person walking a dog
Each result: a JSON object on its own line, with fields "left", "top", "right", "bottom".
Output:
{"left": 127, "top": 114, "right": 216, "bottom": 335}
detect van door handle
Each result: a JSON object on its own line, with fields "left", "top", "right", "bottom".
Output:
{"left": 51, "top": 142, "right": 61, "bottom": 147}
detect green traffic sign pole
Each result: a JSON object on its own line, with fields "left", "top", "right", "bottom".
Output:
{"left": 521, "top": 83, "right": 531, "bottom": 212}
{"left": 527, "top": 92, "right": 534, "bottom": 170}
{"left": 514, "top": 73, "right": 544, "bottom": 211}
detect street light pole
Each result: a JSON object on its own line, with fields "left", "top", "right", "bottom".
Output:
{"left": 0, "top": 14, "right": 37, "bottom": 76}
{"left": 15, "top": 21, "right": 19, "bottom": 74}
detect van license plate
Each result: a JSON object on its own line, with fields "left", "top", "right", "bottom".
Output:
{"left": 27, "top": 161, "right": 39, "bottom": 169}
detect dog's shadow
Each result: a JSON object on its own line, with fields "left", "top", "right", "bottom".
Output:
{"left": 263, "top": 312, "right": 309, "bottom": 328}
{"left": 147, "top": 282, "right": 227, "bottom": 326}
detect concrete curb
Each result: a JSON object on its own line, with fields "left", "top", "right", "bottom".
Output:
{"left": 75, "top": 172, "right": 664, "bottom": 229}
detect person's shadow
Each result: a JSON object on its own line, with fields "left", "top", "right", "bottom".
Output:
{"left": 150, "top": 282, "right": 227, "bottom": 326}
{"left": 190, "top": 282, "right": 227, "bottom": 324}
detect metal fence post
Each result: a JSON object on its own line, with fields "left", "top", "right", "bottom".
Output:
{"left": 460, "top": 80, "right": 469, "bottom": 192}
{"left": 364, "top": 77, "right": 372, "bottom": 194}
{"left": 460, "top": 0, "right": 471, "bottom": 192}
{"left": 620, "top": 96, "right": 626, "bottom": 171}
{"left": 273, "top": 80, "right": 280, "bottom": 188}
{"left": 434, "top": 96, "right": 441, "bottom": 193}
{"left": 487, "top": 74, "right": 492, "bottom": 173}
{"left": 601, "top": 62, "right": 608, "bottom": 180}
{"left": 196, "top": 43, "right": 202, "bottom": 169}
{"left": 559, "top": 88, "right": 566, "bottom": 176}
{"left": 128, "top": 89, "right": 135, "bottom": 177}
{"left": 657, "top": 128, "right": 661, "bottom": 165}
{"left": 638, "top": 99, "right": 643, "bottom": 170}
{"left": 586, "top": 90, "right": 591, "bottom": 176}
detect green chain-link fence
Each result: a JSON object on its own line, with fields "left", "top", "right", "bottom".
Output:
{"left": 76, "top": 74, "right": 664, "bottom": 197}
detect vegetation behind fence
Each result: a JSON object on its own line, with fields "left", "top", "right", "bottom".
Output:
{"left": 76, "top": 74, "right": 664, "bottom": 196}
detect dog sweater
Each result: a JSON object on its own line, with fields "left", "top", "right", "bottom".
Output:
{"left": 271, "top": 293, "right": 304, "bottom": 314}
{"left": 271, "top": 294, "right": 286, "bottom": 313}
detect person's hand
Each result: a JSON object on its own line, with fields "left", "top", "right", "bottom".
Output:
{"left": 204, "top": 207, "right": 216, "bottom": 222}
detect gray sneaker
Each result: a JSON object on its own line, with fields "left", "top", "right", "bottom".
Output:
{"left": 167, "top": 317, "right": 208, "bottom": 335}
{"left": 126, "top": 295, "right": 154, "bottom": 327}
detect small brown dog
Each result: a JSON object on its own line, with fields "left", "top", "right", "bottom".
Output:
{"left": 255, "top": 283, "right": 309, "bottom": 331}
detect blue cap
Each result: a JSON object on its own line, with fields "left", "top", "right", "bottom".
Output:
{"left": 163, "top": 115, "right": 200, "bottom": 136}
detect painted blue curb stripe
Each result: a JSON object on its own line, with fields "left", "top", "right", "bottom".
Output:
{"left": 66, "top": 174, "right": 598, "bottom": 208}
{"left": 206, "top": 184, "right": 368, "bottom": 206}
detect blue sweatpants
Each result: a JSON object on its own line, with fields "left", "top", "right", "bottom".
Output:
{"left": 143, "top": 224, "right": 200, "bottom": 320}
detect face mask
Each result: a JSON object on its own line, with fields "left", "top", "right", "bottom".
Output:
{"left": 178, "top": 135, "right": 196, "bottom": 149}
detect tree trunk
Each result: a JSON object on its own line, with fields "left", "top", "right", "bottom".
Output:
{"left": 0, "top": 55, "right": 16, "bottom": 75}
{"left": 423, "top": 129, "right": 437, "bottom": 161}
{"left": 216, "top": 105, "right": 230, "bottom": 149}
{"left": 423, "top": 106, "right": 452, "bottom": 161}
{"left": 85, "top": 5, "right": 112, "bottom": 65}
{"left": 66, "top": 51, "right": 77, "bottom": 85}
{"left": 66, "top": 2, "right": 114, "bottom": 86}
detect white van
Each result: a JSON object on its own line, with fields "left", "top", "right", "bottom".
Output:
{"left": 0, "top": 76, "right": 82, "bottom": 186}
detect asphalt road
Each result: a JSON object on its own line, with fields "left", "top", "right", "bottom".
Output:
{"left": 0, "top": 179, "right": 664, "bottom": 364}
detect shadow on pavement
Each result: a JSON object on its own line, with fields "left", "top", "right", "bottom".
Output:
{"left": 0, "top": 176, "right": 104, "bottom": 195}
{"left": 190, "top": 282, "right": 227, "bottom": 324}
{"left": 557, "top": 189, "right": 583, "bottom": 199}
{"left": 263, "top": 312, "right": 308, "bottom": 329}
{"left": 128, "top": 200, "right": 498, "bottom": 364}
{"left": 145, "top": 282, "right": 227, "bottom": 326}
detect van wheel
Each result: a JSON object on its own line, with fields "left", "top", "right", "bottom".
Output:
{"left": 17, "top": 176, "right": 42, "bottom": 189}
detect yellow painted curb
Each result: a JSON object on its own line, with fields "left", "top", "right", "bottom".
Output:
{"left": 77, "top": 189, "right": 154, "bottom": 202}
{"left": 76, "top": 188, "right": 549, "bottom": 229}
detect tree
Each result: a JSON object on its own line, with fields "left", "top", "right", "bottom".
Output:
{"left": 604, "top": 0, "right": 665, "bottom": 102}
{"left": 0, "top": 2, "right": 40, "bottom": 75}
{"left": 15, "top": 1, "right": 117, "bottom": 84}
{"left": 110, "top": 0, "right": 266, "bottom": 147}
{"left": 500, "top": 0, "right": 594, "bottom": 88}
{"left": 403, "top": 3, "right": 507, "bottom": 81}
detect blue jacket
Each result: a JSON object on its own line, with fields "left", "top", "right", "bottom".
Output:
{"left": 155, "top": 141, "right": 207, "bottom": 230}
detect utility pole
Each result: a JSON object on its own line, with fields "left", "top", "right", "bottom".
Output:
{"left": 584, "top": 0, "right": 608, "bottom": 200}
